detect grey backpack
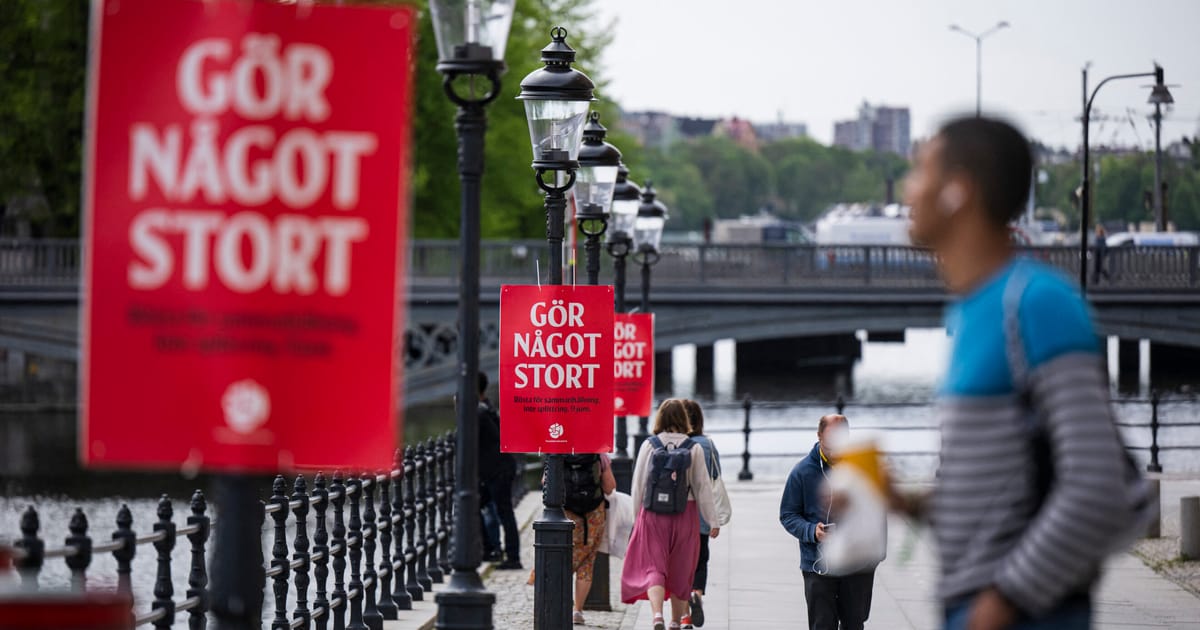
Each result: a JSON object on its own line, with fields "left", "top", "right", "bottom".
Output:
{"left": 644, "top": 436, "right": 695, "bottom": 514}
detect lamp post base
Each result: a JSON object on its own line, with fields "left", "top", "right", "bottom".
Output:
{"left": 533, "top": 509, "right": 575, "bottom": 630}
{"left": 435, "top": 570, "right": 496, "bottom": 630}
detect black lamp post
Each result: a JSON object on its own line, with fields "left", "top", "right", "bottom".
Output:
{"left": 428, "top": 2, "right": 515, "bottom": 629}
{"left": 517, "top": 27, "right": 595, "bottom": 630}
{"left": 1079, "top": 63, "right": 1174, "bottom": 291}
{"left": 631, "top": 182, "right": 668, "bottom": 456}
{"left": 576, "top": 112, "right": 621, "bottom": 285}
{"left": 607, "top": 164, "right": 641, "bottom": 492}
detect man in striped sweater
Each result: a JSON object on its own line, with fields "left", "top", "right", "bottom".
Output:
{"left": 900, "top": 116, "right": 1131, "bottom": 629}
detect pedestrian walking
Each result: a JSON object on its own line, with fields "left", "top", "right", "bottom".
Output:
{"left": 897, "top": 116, "right": 1136, "bottom": 629}
{"left": 1093, "top": 224, "right": 1111, "bottom": 283}
{"left": 780, "top": 414, "right": 877, "bottom": 630}
{"left": 679, "top": 399, "right": 730, "bottom": 629}
{"left": 527, "top": 449, "right": 617, "bottom": 624}
{"left": 622, "top": 399, "right": 719, "bottom": 630}
{"left": 476, "top": 373, "right": 522, "bottom": 569}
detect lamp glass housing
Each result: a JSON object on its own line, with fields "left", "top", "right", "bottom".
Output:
{"left": 429, "top": 0, "right": 515, "bottom": 63}
{"left": 633, "top": 215, "right": 666, "bottom": 253}
{"left": 523, "top": 100, "right": 590, "bottom": 163}
{"left": 575, "top": 165, "right": 620, "bottom": 216}
{"left": 610, "top": 198, "right": 640, "bottom": 239}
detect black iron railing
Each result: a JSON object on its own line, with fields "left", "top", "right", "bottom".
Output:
{"left": 2, "top": 434, "right": 457, "bottom": 628}
{"left": 713, "top": 394, "right": 1199, "bottom": 481}
{"left": 3, "top": 238, "right": 1199, "bottom": 290}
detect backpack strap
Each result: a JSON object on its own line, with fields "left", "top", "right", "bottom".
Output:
{"left": 1002, "top": 261, "right": 1034, "bottom": 400}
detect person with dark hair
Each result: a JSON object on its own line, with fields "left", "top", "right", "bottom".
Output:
{"left": 678, "top": 400, "right": 728, "bottom": 629}
{"left": 476, "top": 372, "right": 522, "bottom": 570}
{"left": 899, "top": 116, "right": 1131, "bottom": 629}
{"left": 622, "top": 399, "right": 719, "bottom": 630}
{"left": 780, "top": 414, "right": 876, "bottom": 630}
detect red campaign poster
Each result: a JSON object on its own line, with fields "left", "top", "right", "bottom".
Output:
{"left": 499, "top": 285, "right": 615, "bottom": 454}
{"left": 81, "top": 0, "right": 416, "bottom": 472}
{"left": 613, "top": 313, "right": 654, "bottom": 417}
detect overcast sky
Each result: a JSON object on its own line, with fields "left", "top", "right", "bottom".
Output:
{"left": 589, "top": 0, "right": 1200, "bottom": 150}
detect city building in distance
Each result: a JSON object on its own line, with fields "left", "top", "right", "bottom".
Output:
{"left": 833, "top": 101, "right": 911, "bottom": 157}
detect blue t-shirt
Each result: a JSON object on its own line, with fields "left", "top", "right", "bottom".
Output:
{"left": 941, "top": 259, "right": 1099, "bottom": 397}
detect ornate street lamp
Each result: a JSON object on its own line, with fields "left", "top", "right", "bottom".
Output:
{"left": 607, "top": 164, "right": 640, "bottom": 480}
{"left": 517, "top": 27, "right": 595, "bottom": 630}
{"left": 428, "top": 2, "right": 515, "bottom": 629}
{"left": 576, "top": 112, "right": 622, "bottom": 284}
{"left": 631, "top": 182, "right": 667, "bottom": 456}
{"left": 1079, "top": 63, "right": 1174, "bottom": 291}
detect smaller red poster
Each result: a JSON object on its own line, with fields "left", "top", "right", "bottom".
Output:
{"left": 499, "top": 285, "right": 615, "bottom": 454}
{"left": 613, "top": 313, "right": 654, "bottom": 417}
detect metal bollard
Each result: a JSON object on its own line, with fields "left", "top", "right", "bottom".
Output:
{"left": 1145, "top": 478, "right": 1162, "bottom": 539}
{"left": 1182, "top": 497, "right": 1200, "bottom": 561}
{"left": 738, "top": 396, "right": 754, "bottom": 481}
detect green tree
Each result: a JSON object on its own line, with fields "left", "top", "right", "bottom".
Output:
{"left": 0, "top": 0, "right": 87, "bottom": 236}
{"left": 0, "top": 0, "right": 617, "bottom": 239}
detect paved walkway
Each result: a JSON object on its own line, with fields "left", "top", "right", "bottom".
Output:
{"left": 394, "top": 477, "right": 1200, "bottom": 629}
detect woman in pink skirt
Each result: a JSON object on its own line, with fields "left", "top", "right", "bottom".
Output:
{"left": 622, "top": 399, "right": 719, "bottom": 630}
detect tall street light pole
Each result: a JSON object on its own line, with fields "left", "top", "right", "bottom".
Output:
{"left": 949, "top": 21, "right": 1009, "bottom": 117}
{"left": 1079, "top": 63, "right": 1174, "bottom": 290}
{"left": 606, "top": 164, "right": 641, "bottom": 493}
{"left": 631, "top": 183, "right": 667, "bottom": 457}
{"left": 428, "top": 2, "right": 515, "bottom": 629}
{"left": 1153, "top": 101, "right": 1166, "bottom": 231}
{"left": 573, "top": 111, "right": 621, "bottom": 613}
{"left": 517, "top": 28, "right": 596, "bottom": 630}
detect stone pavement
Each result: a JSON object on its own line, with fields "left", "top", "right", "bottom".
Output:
{"left": 395, "top": 477, "right": 1200, "bottom": 629}
{"left": 623, "top": 479, "right": 1200, "bottom": 630}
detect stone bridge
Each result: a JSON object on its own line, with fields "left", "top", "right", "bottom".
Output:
{"left": 2, "top": 239, "right": 1199, "bottom": 405}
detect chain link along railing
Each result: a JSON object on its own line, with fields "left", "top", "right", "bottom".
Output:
{"left": 3, "top": 434, "right": 457, "bottom": 629}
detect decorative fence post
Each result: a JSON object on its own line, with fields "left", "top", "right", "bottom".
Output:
{"left": 270, "top": 476, "right": 290, "bottom": 630}
{"left": 425, "top": 439, "right": 443, "bottom": 584}
{"left": 65, "top": 509, "right": 92, "bottom": 592}
{"left": 391, "top": 449, "right": 414, "bottom": 611}
{"left": 1148, "top": 391, "right": 1163, "bottom": 473}
{"left": 14, "top": 507, "right": 43, "bottom": 590}
{"left": 415, "top": 443, "right": 433, "bottom": 592}
{"left": 331, "top": 471, "right": 349, "bottom": 629}
{"left": 362, "top": 473, "right": 383, "bottom": 630}
{"left": 377, "top": 467, "right": 399, "bottom": 620}
{"left": 403, "top": 446, "right": 423, "bottom": 602}
{"left": 312, "top": 473, "right": 331, "bottom": 630}
{"left": 151, "top": 496, "right": 176, "bottom": 630}
{"left": 113, "top": 504, "right": 135, "bottom": 597}
{"left": 346, "top": 475, "right": 366, "bottom": 630}
{"left": 292, "top": 476, "right": 312, "bottom": 629}
{"left": 186, "top": 490, "right": 210, "bottom": 630}
{"left": 439, "top": 432, "right": 454, "bottom": 575}
{"left": 738, "top": 396, "right": 754, "bottom": 481}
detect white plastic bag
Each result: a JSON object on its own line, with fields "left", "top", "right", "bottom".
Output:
{"left": 819, "top": 456, "right": 888, "bottom": 576}
{"left": 601, "top": 490, "right": 635, "bottom": 559}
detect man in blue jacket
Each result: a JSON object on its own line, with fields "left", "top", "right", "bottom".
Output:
{"left": 780, "top": 414, "right": 874, "bottom": 630}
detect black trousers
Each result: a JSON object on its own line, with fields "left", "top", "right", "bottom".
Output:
{"left": 802, "top": 570, "right": 874, "bottom": 630}
{"left": 480, "top": 471, "right": 520, "bottom": 561}
{"left": 693, "top": 534, "right": 710, "bottom": 593}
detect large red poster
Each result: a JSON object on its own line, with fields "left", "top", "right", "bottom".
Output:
{"left": 81, "top": 0, "right": 415, "bottom": 472}
{"left": 613, "top": 313, "right": 654, "bottom": 417}
{"left": 499, "top": 285, "right": 615, "bottom": 454}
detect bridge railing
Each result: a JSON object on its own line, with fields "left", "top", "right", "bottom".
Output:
{"left": 1, "top": 435, "right": 457, "bottom": 628}
{"left": 0, "top": 238, "right": 80, "bottom": 286}
{"left": 710, "top": 394, "right": 1195, "bottom": 482}
{"left": 0, "top": 238, "right": 1198, "bottom": 290}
